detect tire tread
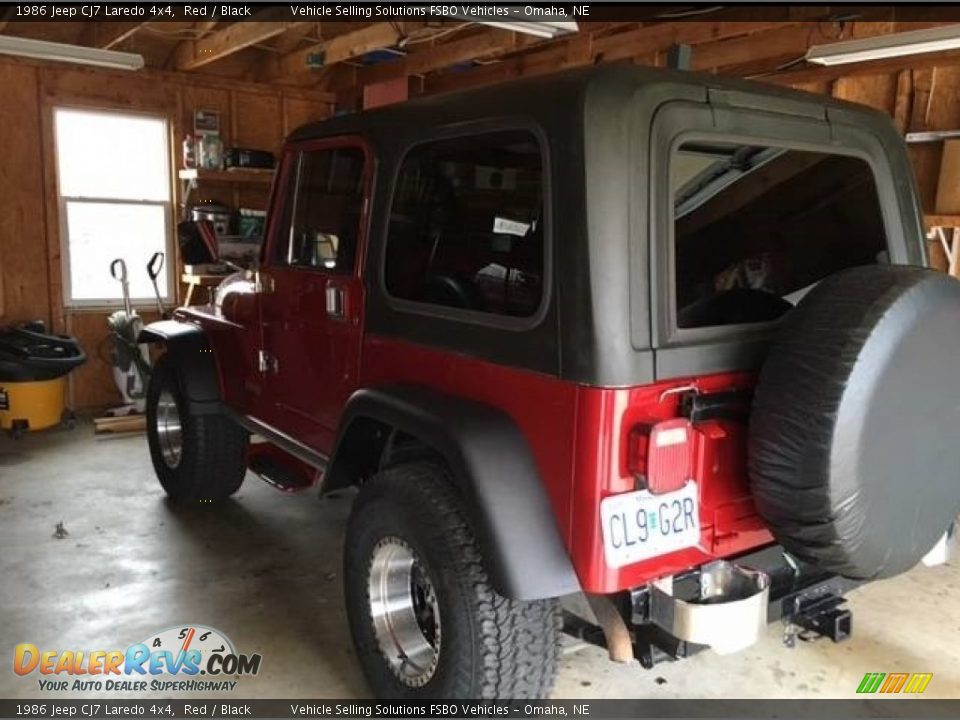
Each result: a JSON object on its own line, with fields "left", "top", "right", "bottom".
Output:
{"left": 346, "top": 462, "right": 560, "bottom": 699}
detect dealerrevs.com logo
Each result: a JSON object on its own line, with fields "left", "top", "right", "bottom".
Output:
{"left": 14, "top": 625, "right": 261, "bottom": 693}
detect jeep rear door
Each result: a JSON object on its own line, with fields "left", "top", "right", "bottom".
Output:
{"left": 255, "top": 137, "right": 373, "bottom": 452}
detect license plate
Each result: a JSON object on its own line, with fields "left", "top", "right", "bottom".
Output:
{"left": 600, "top": 481, "right": 700, "bottom": 568}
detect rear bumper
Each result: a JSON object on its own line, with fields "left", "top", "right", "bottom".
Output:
{"left": 564, "top": 544, "right": 863, "bottom": 668}
{"left": 632, "top": 546, "right": 861, "bottom": 664}
{"left": 735, "top": 545, "right": 862, "bottom": 623}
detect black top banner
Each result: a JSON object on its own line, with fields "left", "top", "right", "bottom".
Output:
{"left": 3, "top": 3, "right": 960, "bottom": 24}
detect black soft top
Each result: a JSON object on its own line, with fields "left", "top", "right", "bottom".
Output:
{"left": 284, "top": 64, "right": 921, "bottom": 387}
{"left": 288, "top": 63, "right": 889, "bottom": 145}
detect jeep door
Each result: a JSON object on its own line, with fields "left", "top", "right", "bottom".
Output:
{"left": 255, "top": 137, "right": 372, "bottom": 452}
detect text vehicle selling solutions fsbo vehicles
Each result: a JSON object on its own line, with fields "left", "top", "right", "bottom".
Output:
{"left": 140, "top": 65, "right": 960, "bottom": 699}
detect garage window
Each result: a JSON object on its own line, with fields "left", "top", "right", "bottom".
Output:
{"left": 384, "top": 130, "right": 544, "bottom": 318}
{"left": 672, "top": 142, "right": 887, "bottom": 329}
{"left": 54, "top": 108, "right": 173, "bottom": 307}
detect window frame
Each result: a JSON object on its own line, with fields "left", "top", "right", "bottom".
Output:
{"left": 264, "top": 135, "right": 373, "bottom": 279}
{"left": 379, "top": 120, "right": 553, "bottom": 331}
{"left": 649, "top": 103, "right": 907, "bottom": 353}
{"left": 53, "top": 106, "right": 176, "bottom": 309}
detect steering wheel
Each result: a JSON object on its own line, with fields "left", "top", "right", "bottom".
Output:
{"left": 419, "top": 275, "right": 485, "bottom": 311}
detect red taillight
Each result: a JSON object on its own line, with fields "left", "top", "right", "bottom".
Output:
{"left": 628, "top": 418, "right": 693, "bottom": 494}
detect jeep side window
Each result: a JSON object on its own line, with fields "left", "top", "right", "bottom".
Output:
{"left": 274, "top": 146, "right": 366, "bottom": 274}
{"left": 672, "top": 142, "right": 887, "bottom": 329}
{"left": 384, "top": 130, "right": 544, "bottom": 318}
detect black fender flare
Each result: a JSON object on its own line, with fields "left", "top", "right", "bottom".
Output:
{"left": 328, "top": 385, "right": 581, "bottom": 601}
{"left": 137, "top": 320, "right": 222, "bottom": 415}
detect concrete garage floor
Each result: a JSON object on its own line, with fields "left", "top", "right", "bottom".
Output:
{"left": 1, "top": 422, "right": 959, "bottom": 700}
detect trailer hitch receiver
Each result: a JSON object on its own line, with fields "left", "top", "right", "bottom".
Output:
{"left": 786, "top": 594, "right": 852, "bottom": 646}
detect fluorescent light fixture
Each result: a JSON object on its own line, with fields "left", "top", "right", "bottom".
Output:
{"left": 0, "top": 35, "right": 144, "bottom": 71}
{"left": 448, "top": 13, "right": 578, "bottom": 40}
{"left": 478, "top": 21, "right": 579, "bottom": 39}
{"left": 806, "top": 24, "right": 960, "bottom": 66}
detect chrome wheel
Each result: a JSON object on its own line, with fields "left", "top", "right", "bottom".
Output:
{"left": 367, "top": 537, "right": 441, "bottom": 687}
{"left": 155, "top": 389, "right": 183, "bottom": 469}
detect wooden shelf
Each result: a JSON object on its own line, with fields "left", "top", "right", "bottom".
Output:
{"left": 178, "top": 167, "right": 274, "bottom": 185}
{"left": 924, "top": 214, "right": 960, "bottom": 229}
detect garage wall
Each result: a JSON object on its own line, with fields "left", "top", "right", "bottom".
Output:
{"left": 793, "top": 67, "right": 960, "bottom": 270}
{"left": 0, "top": 56, "right": 333, "bottom": 411}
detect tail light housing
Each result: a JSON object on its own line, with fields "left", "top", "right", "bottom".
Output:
{"left": 627, "top": 418, "right": 693, "bottom": 494}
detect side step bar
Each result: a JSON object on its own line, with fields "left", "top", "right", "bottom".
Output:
{"left": 225, "top": 408, "right": 329, "bottom": 471}
{"left": 248, "top": 451, "right": 317, "bottom": 493}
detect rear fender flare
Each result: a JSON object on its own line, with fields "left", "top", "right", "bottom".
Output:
{"left": 327, "top": 385, "right": 581, "bottom": 601}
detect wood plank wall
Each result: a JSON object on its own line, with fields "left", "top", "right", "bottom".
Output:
{"left": 0, "top": 56, "right": 333, "bottom": 411}
{"left": 793, "top": 67, "right": 959, "bottom": 269}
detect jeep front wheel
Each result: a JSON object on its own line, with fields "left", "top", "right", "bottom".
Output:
{"left": 344, "top": 462, "right": 561, "bottom": 699}
{"left": 146, "top": 353, "right": 248, "bottom": 502}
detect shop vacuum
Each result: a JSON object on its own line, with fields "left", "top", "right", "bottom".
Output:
{"left": 0, "top": 322, "right": 86, "bottom": 439}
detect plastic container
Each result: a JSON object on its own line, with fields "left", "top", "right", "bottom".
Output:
{"left": 0, "top": 322, "right": 86, "bottom": 437}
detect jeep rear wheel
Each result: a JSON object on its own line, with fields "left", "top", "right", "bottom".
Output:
{"left": 344, "top": 462, "right": 561, "bottom": 699}
{"left": 146, "top": 353, "right": 248, "bottom": 502}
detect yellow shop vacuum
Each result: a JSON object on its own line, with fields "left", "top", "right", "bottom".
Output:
{"left": 0, "top": 322, "right": 86, "bottom": 439}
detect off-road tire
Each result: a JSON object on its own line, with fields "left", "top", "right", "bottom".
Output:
{"left": 146, "top": 353, "right": 247, "bottom": 502}
{"left": 344, "top": 462, "right": 561, "bottom": 699}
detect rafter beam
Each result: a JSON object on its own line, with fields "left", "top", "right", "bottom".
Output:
{"left": 166, "top": 19, "right": 218, "bottom": 69}
{"left": 273, "top": 22, "right": 317, "bottom": 55}
{"left": 360, "top": 27, "right": 531, "bottom": 86}
{"left": 97, "top": 21, "right": 149, "bottom": 49}
{"left": 418, "top": 21, "right": 790, "bottom": 96}
{"left": 270, "top": 22, "right": 419, "bottom": 81}
{"left": 175, "top": 9, "right": 304, "bottom": 70}
{"left": 0, "top": 6, "right": 13, "bottom": 33}
{"left": 194, "top": 20, "right": 220, "bottom": 35}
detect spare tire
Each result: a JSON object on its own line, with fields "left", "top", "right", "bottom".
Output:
{"left": 748, "top": 265, "right": 960, "bottom": 580}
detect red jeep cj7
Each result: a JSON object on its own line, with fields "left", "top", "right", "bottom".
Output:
{"left": 141, "top": 66, "right": 960, "bottom": 699}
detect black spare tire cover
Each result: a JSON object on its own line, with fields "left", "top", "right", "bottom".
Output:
{"left": 748, "top": 265, "right": 960, "bottom": 579}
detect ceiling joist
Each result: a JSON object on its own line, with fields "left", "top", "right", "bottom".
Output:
{"left": 0, "top": 6, "right": 13, "bottom": 34}
{"left": 5, "top": 12, "right": 960, "bottom": 107}
{"left": 97, "top": 21, "right": 150, "bottom": 49}
{"left": 415, "top": 21, "right": 794, "bottom": 96}
{"left": 272, "top": 22, "right": 317, "bottom": 55}
{"left": 174, "top": 9, "right": 305, "bottom": 70}
{"left": 362, "top": 27, "right": 531, "bottom": 85}
{"left": 269, "top": 22, "right": 422, "bottom": 81}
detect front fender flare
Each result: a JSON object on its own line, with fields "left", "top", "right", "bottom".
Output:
{"left": 138, "top": 320, "right": 221, "bottom": 414}
{"left": 330, "top": 385, "right": 580, "bottom": 601}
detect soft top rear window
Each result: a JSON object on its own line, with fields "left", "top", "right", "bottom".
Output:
{"left": 672, "top": 142, "right": 887, "bottom": 329}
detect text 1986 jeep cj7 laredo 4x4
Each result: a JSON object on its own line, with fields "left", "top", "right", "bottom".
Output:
{"left": 141, "top": 66, "right": 960, "bottom": 699}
